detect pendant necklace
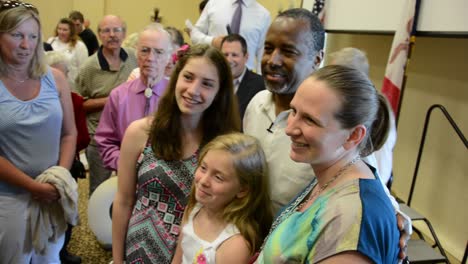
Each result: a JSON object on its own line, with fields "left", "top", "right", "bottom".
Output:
{"left": 144, "top": 87, "right": 152, "bottom": 99}
{"left": 7, "top": 75, "right": 30, "bottom": 83}
{"left": 259, "top": 155, "right": 361, "bottom": 251}
{"left": 296, "top": 155, "right": 361, "bottom": 211}
{"left": 144, "top": 80, "right": 153, "bottom": 116}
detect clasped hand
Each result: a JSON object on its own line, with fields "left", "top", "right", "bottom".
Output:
{"left": 31, "top": 182, "right": 60, "bottom": 203}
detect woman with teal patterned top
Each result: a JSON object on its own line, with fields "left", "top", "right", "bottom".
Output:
{"left": 112, "top": 44, "right": 240, "bottom": 264}
{"left": 255, "top": 65, "right": 399, "bottom": 264}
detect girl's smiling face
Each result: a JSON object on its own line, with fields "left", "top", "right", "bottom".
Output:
{"left": 175, "top": 57, "right": 220, "bottom": 119}
{"left": 194, "top": 149, "right": 247, "bottom": 211}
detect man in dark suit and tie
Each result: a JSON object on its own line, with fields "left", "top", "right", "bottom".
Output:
{"left": 221, "top": 34, "right": 265, "bottom": 120}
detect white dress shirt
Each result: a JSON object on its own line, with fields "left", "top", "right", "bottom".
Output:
{"left": 243, "top": 90, "right": 317, "bottom": 213}
{"left": 373, "top": 111, "right": 397, "bottom": 185}
{"left": 191, "top": 0, "right": 271, "bottom": 72}
{"left": 233, "top": 67, "right": 247, "bottom": 94}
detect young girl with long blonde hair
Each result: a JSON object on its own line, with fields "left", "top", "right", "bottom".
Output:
{"left": 172, "top": 133, "right": 273, "bottom": 264}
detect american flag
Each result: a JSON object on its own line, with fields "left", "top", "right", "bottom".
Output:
{"left": 311, "top": 0, "right": 326, "bottom": 22}
{"left": 382, "top": 0, "right": 420, "bottom": 116}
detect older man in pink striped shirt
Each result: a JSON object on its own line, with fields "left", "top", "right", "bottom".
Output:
{"left": 95, "top": 24, "right": 172, "bottom": 172}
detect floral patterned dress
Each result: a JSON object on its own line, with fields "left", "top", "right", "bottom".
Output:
{"left": 125, "top": 146, "right": 198, "bottom": 264}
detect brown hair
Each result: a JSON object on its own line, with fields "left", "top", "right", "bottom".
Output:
{"left": 221, "top": 34, "right": 248, "bottom": 55}
{"left": 69, "top": 10, "right": 84, "bottom": 23}
{"left": 0, "top": 4, "right": 47, "bottom": 78}
{"left": 184, "top": 133, "right": 273, "bottom": 253}
{"left": 149, "top": 44, "right": 241, "bottom": 160}
{"left": 312, "top": 65, "right": 390, "bottom": 155}
{"left": 165, "top": 26, "right": 184, "bottom": 48}
{"left": 54, "top": 18, "right": 78, "bottom": 47}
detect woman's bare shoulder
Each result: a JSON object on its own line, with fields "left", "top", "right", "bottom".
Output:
{"left": 123, "top": 117, "right": 152, "bottom": 143}
{"left": 128, "top": 117, "right": 152, "bottom": 133}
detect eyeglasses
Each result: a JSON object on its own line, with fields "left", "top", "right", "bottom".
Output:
{"left": 99, "top": 27, "right": 124, "bottom": 34}
{"left": 139, "top": 46, "right": 167, "bottom": 59}
{"left": 0, "top": 0, "right": 38, "bottom": 13}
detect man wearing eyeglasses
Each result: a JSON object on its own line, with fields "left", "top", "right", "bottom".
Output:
{"left": 75, "top": 15, "right": 137, "bottom": 196}
{"left": 95, "top": 23, "right": 172, "bottom": 172}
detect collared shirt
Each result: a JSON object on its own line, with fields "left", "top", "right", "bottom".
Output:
{"left": 243, "top": 90, "right": 315, "bottom": 213}
{"left": 94, "top": 77, "right": 169, "bottom": 171}
{"left": 243, "top": 90, "right": 400, "bottom": 214}
{"left": 97, "top": 46, "right": 129, "bottom": 71}
{"left": 192, "top": 0, "right": 271, "bottom": 72}
{"left": 74, "top": 47, "right": 138, "bottom": 141}
{"left": 233, "top": 67, "right": 247, "bottom": 94}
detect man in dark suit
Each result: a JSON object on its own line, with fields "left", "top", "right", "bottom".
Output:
{"left": 221, "top": 34, "right": 265, "bottom": 120}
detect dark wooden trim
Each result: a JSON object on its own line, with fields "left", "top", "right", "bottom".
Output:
{"left": 325, "top": 29, "right": 468, "bottom": 38}
{"left": 325, "top": 29, "right": 394, "bottom": 36}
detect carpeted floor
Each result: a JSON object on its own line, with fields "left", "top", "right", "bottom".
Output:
{"left": 66, "top": 177, "right": 112, "bottom": 263}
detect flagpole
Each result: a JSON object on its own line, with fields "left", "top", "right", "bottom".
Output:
{"left": 395, "top": 0, "right": 422, "bottom": 126}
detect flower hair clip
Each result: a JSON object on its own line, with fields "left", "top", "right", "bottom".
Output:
{"left": 172, "top": 44, "right": 190, "bottom": 64}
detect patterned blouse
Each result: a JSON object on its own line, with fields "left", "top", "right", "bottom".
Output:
{"left": 256, "top": 167, "right": 399, "bottom": 264}
{"left": 125, "top": 146, "right": 198, "bottom": 264}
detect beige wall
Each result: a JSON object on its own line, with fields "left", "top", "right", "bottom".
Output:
{"left": 32, "top": 0, "right": 300, "bottom": 43}
{"left": 327, "top": 33, "right": 468, "bottom": 261}
{"left": 258, "top": 0, "right": 302, "bottom": 15}
{"left": 72, "top": 0, "right": 105, "bottom": 33}
{"left": 31, "top": 0, "right": 467, "bottom": 261}
{"left": 29, "top": 0, "right": 72, "bottom": 40}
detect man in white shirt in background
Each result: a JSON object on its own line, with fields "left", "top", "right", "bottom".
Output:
{"left": 191, "top": 0, "right": 270, "bottom": 72}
